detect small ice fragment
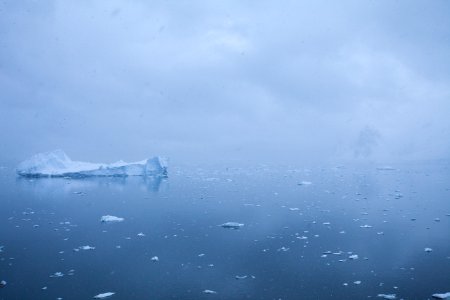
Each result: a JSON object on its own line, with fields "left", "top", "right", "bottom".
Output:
{"left": 203, "top": 290, "right": 217, "bottom": 294}
{"left": 151, "top": 256, "right": 159, "bottom": 262}
{"left": 278, "top": 247, "right": 290, "bottom": 252}
{"left": 93, "top": 292, "right": 115, "bottom": 299}
{"left": 137, "top": 232, "right": 145, "bottom": 237}
{"left": 425, "top": 248, "right": 433, "bottom": 253}
{"left": 198, "top": 253, "right": 205, "bottom": 257}
{"left": 298, "top": 181, "right": 312, "bottom": 185}
{"left": 354, "top": 281, "right": 361, "bottom": 285}
{"left": 235, "top": 275, "right": 248, "bottom": 280}
{"left": 79, "top": 245, "right": 95, "bottom": 250}
{"left": 323, "top": 222, "right": 331, "bottom": 225}
{"left": 432, "top": 292, "right": 450, "bottom": 299}
{"left": 377, "top": 294, "right": 396, "bottom": 299}
{"left": 360, "top": 225, "right": 373, "bottom": 228}
{"left": 50, "top": 272, "right": 64, "bottom": 278}
{"left": 349, "top": 254, "right": 358, "bottom": 260}
{"left": 0, "top": 280, "right": 6, "bottom": 288}
{"left": 42, "top": 286, "right": 47, "bottom": 290}
{"left": 376, "top": 166, "right": 395, "bottom": 171}
{"left": 289, "top": 208, "right": 300, "bottom": 211}
{"left": 100, "top": 215, "right": 124, "bottom": 223}
{"left": 220, "top": 222, "right": 244, "bottom": 229}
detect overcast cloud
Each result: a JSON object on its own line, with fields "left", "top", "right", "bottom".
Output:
{"left": 1, "top": 0, "right": 449, "bottom": 165}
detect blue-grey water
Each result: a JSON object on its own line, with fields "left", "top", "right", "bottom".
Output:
{"left": 0, "top": 163, "right": 449, "bottom": 299}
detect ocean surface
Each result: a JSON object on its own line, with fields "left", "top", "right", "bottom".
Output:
{"left": 0, "top": 162, "right": 449, "bottom": 299}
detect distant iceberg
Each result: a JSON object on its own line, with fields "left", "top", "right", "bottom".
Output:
{"left": 16, "top": 150, "right": 167, "bottom": 177}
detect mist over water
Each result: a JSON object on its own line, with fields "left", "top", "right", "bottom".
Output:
{"left": 1, "top": 1, "right": 450, "bottom": 165}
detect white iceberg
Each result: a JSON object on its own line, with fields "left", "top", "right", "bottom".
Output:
{"left": 16, "top": 150, "right": 167, "bottom": 177}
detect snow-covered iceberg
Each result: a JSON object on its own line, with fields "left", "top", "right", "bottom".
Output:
{"left": 16, "top": 150, "right": 167, "bottom": 178}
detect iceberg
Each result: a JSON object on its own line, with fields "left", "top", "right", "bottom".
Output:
{"left": 16, "top": 150, "right": 167, "bottom": 177}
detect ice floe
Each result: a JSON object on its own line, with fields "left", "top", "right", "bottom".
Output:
{"left": 93, "top": 292, "right": 115, "bottom": 299}
{"left": 74, "top": 245, "right": 95, "bottom": 251}
{"left": 101, "top": 215, "right": 124, "bottom": 223}
{"left": 377, "top": 294, "right": 396, "bottom": 299}
{"left": 220, "top": 222, "right": 244, "bottom": 229}
{"left": 432, "top": 292, "right": 450, "bottom": 299}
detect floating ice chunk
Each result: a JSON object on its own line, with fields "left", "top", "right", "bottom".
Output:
{"left": 78, "top": 246, "right": 95, "bottom": 251}
{"left": 50, "top": 272, "right": 64, "bottom": 278}
{"left": 360, "top": 225, "right": 373, "bottom": 228}
{"left": 137, "top": 233, "right": 145, "bottom": 237}
{"left": 0, "top": 280, "right": 6, "bottom": 288}
{"left": 203, "top": 290, "right": 217, "bottom": 294}
{"left": 425, "top": 248, "right": 433, "bottom": 253}
{"left": 298, "top": 181, "right": 312, "bottom": 185}
{"left": 349, "top": 254, "right": 358, "bottom": 260}
{"left": 354, "top": 281, "right": 362, "bottom": 285}
{"left": 235, "top": 275, "right": 248, "bottom": 280}
{"left": 278, "top": 247, "right": 290, "bottom": 252}
{"left": 101, "top": 215, "right": 124, "bottom": 223}
{"left": 220, "top": 222, "right": 244, "bottom": 229}
{"left": 151, "top": 256, "right": 159, "bottom": 262}
{"left": 377, "top": 294, "right": 396, "bottom": 299}
{"left": 376, "top": 166, "right": 395, "bottom": 171}
{"left": 432, "top": 293, "right": 450, "bottom": 299}
{"left": 16, "top": 150, "right": 168, "bottom": 177}
{"left": 93, "top": 292, "right": 115, "bottom": 299}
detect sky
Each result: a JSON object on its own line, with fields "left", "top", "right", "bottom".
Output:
{"left": 1, "top": 0, "right": 450, "bottom": 166}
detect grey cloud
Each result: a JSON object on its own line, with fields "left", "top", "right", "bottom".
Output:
{"left": 0, "top": 0, "right": 449, "bottom": 165}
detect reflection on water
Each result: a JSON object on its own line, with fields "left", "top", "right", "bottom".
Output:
{"left": 0, "top": 163, "right": 450, "bottom": 299}
{"left": 15, "top": 174, "right": 167, "bottom": 195}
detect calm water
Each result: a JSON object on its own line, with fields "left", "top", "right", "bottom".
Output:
{"left": 0, "top": 163, "right": 449, "bottom": 299}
